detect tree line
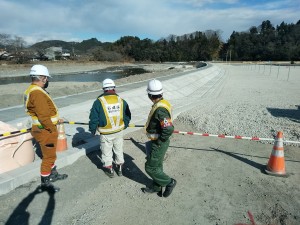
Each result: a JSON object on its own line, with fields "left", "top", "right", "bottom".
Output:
{"left": 222, "top": 20, "right": 300, "bottom": 62}
{"left": 0, "top": 19, "right": 299, "bottom": 63}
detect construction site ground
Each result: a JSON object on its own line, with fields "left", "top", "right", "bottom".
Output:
{"left": 0, "top": 63, "right": 299, "bottom": 225}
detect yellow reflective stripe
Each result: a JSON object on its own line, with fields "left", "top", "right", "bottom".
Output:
{"left": 32, "top": 116, "right": 59, "bottom": 125}
{"left": 98, "top": 124, "right": 125, "bottom": 134}
{"left": 115, "top": 97, "right": 122, "bottom": 128}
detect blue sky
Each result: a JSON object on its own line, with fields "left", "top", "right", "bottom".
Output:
{"left": 0, "top": 0, "right": 299, "bottom": 45}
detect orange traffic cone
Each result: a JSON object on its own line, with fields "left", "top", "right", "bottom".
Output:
{"left": 56, "top": 123, "right": 68, "bottom": 152}
{"left": 265, "top": 131, "right": 286, "bottom": 176}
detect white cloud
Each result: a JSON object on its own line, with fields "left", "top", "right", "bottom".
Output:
{"left": 0, "top": 0, "right": 299, "bottom": 45}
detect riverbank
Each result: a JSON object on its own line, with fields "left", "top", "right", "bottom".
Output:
{"left": 0, "top": 61, "right": 191, "bottom": 108}
{"left": 0, "top": 61, "right": 191, "bottom": 77}
{"left": 0, "top": 61, "right": 130, "bottom": 77}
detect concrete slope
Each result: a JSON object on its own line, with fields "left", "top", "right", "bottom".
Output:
{"left": 0, "top": 64, "right": 225, "bottom": 196}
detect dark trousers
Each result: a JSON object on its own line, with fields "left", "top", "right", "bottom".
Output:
{"left": 31, "top": 126, "right": 57, "bottom": 176}
{"left": 145, "top": 139, "right": 171, "bottom": 189}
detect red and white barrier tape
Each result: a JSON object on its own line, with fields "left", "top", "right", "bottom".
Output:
{"left": 173, "top": 130, "right": 300, "bottom": 144}
{"left": 2, "top": 124, "right": 300, "bottom": 145}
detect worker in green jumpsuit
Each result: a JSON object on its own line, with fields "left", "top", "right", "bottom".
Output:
{"left": 143, "top": 79, "right": 177, "bottom": 198}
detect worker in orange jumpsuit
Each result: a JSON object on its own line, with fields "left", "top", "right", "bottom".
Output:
{"left": 24, "top": 64, "right": 67, "bottom": 193}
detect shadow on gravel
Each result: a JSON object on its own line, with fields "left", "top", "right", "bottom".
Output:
{"left": 72, "top": 127, "right": 94, "bottom": 147}
{"left": 267, "top": 107, "right": 300, "bottom": 123}
{"left": 124, "top": 138, "right": 154, "bottom": 186}
{"left": 86, "top": 150, "right": 103, "bottom": 169}
{"left": 170, "top": 144, "right": 300, "bottom": 164}
{"left": 122, "top": 153, "right": 152, "bottom": 187}
{"left": 210, "top": 147, "right": 265, "bottom": 173}
{"left": 5, "top": 187, "right": 56, "bottom": 225}
{"left": 170, "top": 144, "right": 268, "bottom": 159}
{"left": 86, "top": 142, "right": 151, "bottom": 187}
{"left": 127, "top": 137, "right": 146, "bottom": 155}
{"left": 169, "top": 144, "right": 266, "bottom": 172}
{"left": 123, "top": 138, "right": 152, "bottom": 186}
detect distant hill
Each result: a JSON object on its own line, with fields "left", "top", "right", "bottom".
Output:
{"left": 30, "top": 40, "right": 74, "bottom": 50}
{"left": 30, "top": 38, "right": 104, "bottom": 54}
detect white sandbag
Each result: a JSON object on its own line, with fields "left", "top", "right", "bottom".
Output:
{"left": 0, "top": 121, "right": 35, "bottom": 174}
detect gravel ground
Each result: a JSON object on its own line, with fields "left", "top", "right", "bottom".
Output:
{"left": 0, "top": 62, "right": 299, "bottom": 225}
{"left": 178, "top": 64, "right": 300, "bottom": 146}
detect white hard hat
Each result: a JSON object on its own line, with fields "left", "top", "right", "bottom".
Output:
{"left": 30, "top": 65, "right": 51, "bottom": 77}
{"left": 147, "top": 79, "right": 163, "bottom": 95}
{"left": 102, "top": 78, "right": 115, "bottom": 89}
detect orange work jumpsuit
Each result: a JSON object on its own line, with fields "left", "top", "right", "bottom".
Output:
{"left": 24, "top": 84, "right": 59, "bottom": 176}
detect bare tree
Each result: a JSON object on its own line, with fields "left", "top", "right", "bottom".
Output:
{"left": 11, "top": 35, "right": 26, "bottom": 52}
{"left": 0, "top": 33, "right": 11, "bottom": 48}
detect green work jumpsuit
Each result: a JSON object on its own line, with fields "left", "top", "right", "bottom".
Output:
{"left": 145, "top": 99, "right": 174, "bottom": 191}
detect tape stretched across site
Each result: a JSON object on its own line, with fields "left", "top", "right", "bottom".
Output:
{"left": 63, "top": 121, "right": 144, "bottom": 128}
{"left": 1, "top": 122, "right": 300, "bottom": 144}
{"left": 0, "top": 122, "right": 144, "bottom": 138}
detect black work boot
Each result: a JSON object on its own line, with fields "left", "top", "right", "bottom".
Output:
{"left": 49, "top": 166, "right": 68, "bottom": 182}
{"left": 40, "top": 176, "right": 60, "bottom": 193}
{"left": 103, "top": 166, "right": 114, "bottom": 178}
{"left": 163, "top": 178, "right": 177, "bottom": 198}
{"left": 116, "top": 164, "right": 123, "bottom": 176}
